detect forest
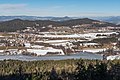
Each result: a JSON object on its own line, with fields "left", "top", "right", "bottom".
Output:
{"left": 0, "top": 59, "right": 119, "bottom": 80}
{"left": 0, "top": 18, "right": 116, "bottom": 32}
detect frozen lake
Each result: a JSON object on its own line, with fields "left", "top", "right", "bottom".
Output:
{"left": 0, "top": 52, "right": 103, "bottom": 61}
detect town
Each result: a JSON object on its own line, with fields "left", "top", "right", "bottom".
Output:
{"left": 0, "top": 0, "right": 120, "bottom": 80}
{"left": 0, "top": 19, "right": 120, "bottom": 60}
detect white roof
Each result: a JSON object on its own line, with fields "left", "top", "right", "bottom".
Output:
{"left": 0, "top": 50, "right": 4, "bottom": 52}
{"left": 44, "top": 40, "right": 69, "bottom": 43}
{"left": 31, "top": 45, "right": 44, "bottom": 48}
{"left": 51, "top": 43, "right": 68, "bottom": 46}
{"left": 25, "top": 43, "right": 31, "bottom": 47}
{"left": 37, "top": 34, "right": 80, "bottom": 38}
{"left": 0, "top": 36, "right": 4, "bottom": 37}
{"left": 35, "top": 40, "right": 71, "bottom": 44}
{"left": 83, "top": 43, "right": 99, "bottom": 46}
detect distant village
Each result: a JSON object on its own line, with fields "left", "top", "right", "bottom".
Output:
{"left": 0, "top": 22, "right": 120, "bottom": 60}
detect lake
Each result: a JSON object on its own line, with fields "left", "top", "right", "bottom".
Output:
{"left": 0, "top": 52, "right": 103, "bottom": 61}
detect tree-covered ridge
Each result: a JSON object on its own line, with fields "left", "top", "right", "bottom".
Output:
{"left": 0, "top": 59, "right": 119, "bottom": 80}
{"left": 0, "top": 19, "right": 57, "bottom": 32}
{"left": 0, "top": 18, "right": 116, "bottom": 32}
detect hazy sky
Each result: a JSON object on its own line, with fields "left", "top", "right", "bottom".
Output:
{"left": 0, "top": 0, "right": 120, "bottom": 17}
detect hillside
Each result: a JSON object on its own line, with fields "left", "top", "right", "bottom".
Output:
{"left": 0, "top": 18, "right": 116, "bottom": 32}
{"left": 105, "top": 16, "right": 120, "bottom": 25}
{"left": 90, "top": 16, "right": 120, "bottom": 25}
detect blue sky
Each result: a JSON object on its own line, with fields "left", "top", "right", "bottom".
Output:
{"left": 0, "top": 0, "right": 120, "bottom": 17}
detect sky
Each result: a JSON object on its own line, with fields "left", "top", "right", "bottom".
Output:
{"left": 0, "top": 0, "right": 120, "bottom": 17}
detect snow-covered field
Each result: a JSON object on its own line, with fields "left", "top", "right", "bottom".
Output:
{"left": 0, "top": 36, "right": 4, "bottom": 37}
{"left": 0, "top": 50, "right": 4, "bottom": 52}
{"left": 27, "top": 48, "right": 64, "bottom": 56}
{"left": 82, "top": 49, "right": 106, "bottom": 53}
{"left": 107, "top": 55, "right": 120, "bottom": 60}
{"left": 37, "top": 32, "right": 118, "bottom": 40}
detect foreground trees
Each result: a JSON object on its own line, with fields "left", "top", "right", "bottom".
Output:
{"left": 0, "top": 59, "right": 119, "bottom": 80}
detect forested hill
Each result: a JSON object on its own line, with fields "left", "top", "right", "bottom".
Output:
{"left": 0, "top": 18, "right": 117, "bottom": 32}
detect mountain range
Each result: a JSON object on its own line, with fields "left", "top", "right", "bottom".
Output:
{"left": 90, "top": 16, "right": 120, "bottom": 25}
{"left": 0, "top": 16, "right": 78, "bottom": 22}
{"left": 0, "top": 16, "right": 120, "bottom": 25}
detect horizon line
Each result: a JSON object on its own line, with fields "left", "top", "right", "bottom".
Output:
{"left": 0, "top": 15, "right": 120, "bottom": 17}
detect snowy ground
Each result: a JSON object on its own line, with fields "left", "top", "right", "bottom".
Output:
{"left": 27, "top": 48, "right": 65, "bottom": 56}
{"left": 82, "top": 48, "right": 106, "bottom": 53}
{"left": 107, "top": 55, "right": 120, "bottom": 60}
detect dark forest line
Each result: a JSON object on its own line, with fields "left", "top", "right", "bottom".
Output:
{"left": 0, "top": 59, "right": 120, "bottom": 80}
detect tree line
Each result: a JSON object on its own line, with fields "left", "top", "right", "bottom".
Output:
{"left": 0, "top": 59, "right": 119, "bottom": 80}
